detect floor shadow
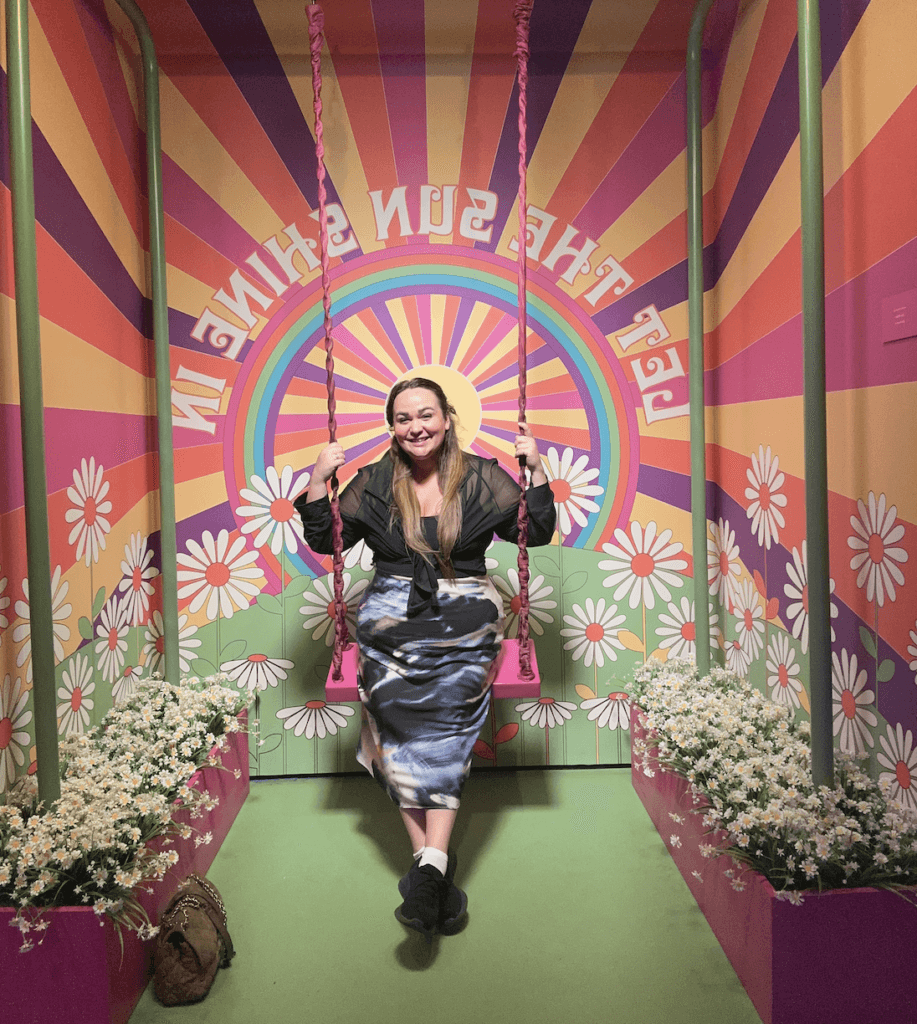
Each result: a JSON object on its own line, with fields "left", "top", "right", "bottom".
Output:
{"left": 319, "top": 768, "right": 557, "bottom": 890}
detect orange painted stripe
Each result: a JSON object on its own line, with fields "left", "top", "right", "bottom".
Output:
{"left": 481, "top": 418, "right": 590, "bottom": 449}
{"left": 483, "top": 376, "right": 579, "bottom": 405}
{"left": 710, "top": 86, "right": 917, "bottom": 370}
{"left": 32, "top": 0, "right": 144, "bottom": 245}
{"left": 547, "top": 0, "right": 692, "bottom": 227}
{"left": 328, "top": 1, "right": 399, "bottom": 196}
{"left": 352, "top": 308, "right": 410, "bottom": 377}
{"left": 640, "top": 436, "right": 691, "bottom": 476}
{"left": 403, "top": 295, "right": 425, "bottom": 362}
{"left": 456, "top": 0, "right": 517, "bottom": 246}
{"left": 824, "top": 83, "right": 917, "bottom": 293}
{"left": 0, "top": 188, "right": 151, "bottom": 377}
{"left": 165, "top": 215, "right": 241, "bottom": 292}
{"left": 473, "top": 333, "right": 547, "bottom": 384}
{"left": 175, "top": 442, "right": 224, "bottom": 485}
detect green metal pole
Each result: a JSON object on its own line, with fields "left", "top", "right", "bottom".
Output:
{"left": 687, "top": 0, "right": 716, "bottom": 678}
{"left": 111, "top": 0, "right": 180, "bottom": 683}
{"left": 798, "top": 0, "right": 832, "bottom": 788}
{"left": 6, "top": 0, "right": 61, "bottom": 804}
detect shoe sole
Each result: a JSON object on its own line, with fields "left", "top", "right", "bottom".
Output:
{"left": 394, "top": 906, "right": 436, "bottom": 941}
{"left": 439, "top": 887, "right": 468, "bottom": 936}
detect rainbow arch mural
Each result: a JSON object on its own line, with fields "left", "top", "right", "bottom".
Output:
{"left": 1, "top": 0, "right": 916, "bottom": 784}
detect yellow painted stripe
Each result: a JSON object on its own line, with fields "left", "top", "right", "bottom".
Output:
{"left": 708, "top": 382, "right": 917, "bottom": 523}
{"left": 175, "top": 470, "right": 230, "bottom": 524}
{"left": 465, "top": 321, "right": 518, "bottom": 384}
{"left": 344, "top": 312, "right": 405, "bottom": 379}
{"left": 385, "top": 298, "right": 424, "bottom": 367}
{"left": 429, "top": 294, "right": 448, "bottom": 365}
{"left": 255, "top": 0, "right": 381, "bottom": 255}
{"left": 425, "top": 0, "right": 476, "bottom": 190}
{"left": 303, "top": 345, "right": 390, "bottom": 396}
{"left": 449, "top": 299, "right": 492, "bottom": 370}
{"left": 166, "top": 263, "right": 222, "bottom": 319}
{"left": 159, "top": 75, "right": 283, "bottom": 244}
{"left": 485, "top": 406, "right": 588, "bottom": 430}
{"left": 25, "top": 10, "right": 146, "bottom": 292}
{"left": 628, "top": 492, "right": 695, "bottom": 555}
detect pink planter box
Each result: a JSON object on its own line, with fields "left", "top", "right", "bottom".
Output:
{"left": 631, "top": 707, "right": 917, "bottom": 1024}
{"left": 0, "top": 713, "right": 249, "bottom": 1024}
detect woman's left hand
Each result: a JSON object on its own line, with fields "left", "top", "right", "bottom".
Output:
{"left": 515, "top": 423, "right": 545, "bottom": 480}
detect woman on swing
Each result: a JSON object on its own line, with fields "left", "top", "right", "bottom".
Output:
{"left": 295, "top": 376, "right": 556, "bottom": 938}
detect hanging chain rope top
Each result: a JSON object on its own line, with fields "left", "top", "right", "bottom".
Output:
{"left": 307, "top": 3, "right": 348, "bottom": 680}
{"left": 514, "top": 0, "right": 534, "bottom": 679}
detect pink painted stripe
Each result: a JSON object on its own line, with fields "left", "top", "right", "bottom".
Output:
{"left": 0, "top": 407, "right": 156, "bottom": 515}
{"left": 334, "top": 323, "right": 403, "bottom": 385}
{"left": 372, "top": 0, "right": 428, "bottom": 186}
{"left": 706, "top": 237, "right": 917, "bottom": 405}
{"left": 417, "top": 293, "right": 433, "bottom": 363}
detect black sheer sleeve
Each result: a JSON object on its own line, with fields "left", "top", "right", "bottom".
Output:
{"left": 293, "top": 469, "right": 368, "bottom": 555}
{"left": 476, "top": 459, "right": 556, "bottom": 547}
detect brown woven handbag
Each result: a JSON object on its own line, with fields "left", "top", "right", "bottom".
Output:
{"left": 152, "top": 874, "right": 235, "bottom": 1006}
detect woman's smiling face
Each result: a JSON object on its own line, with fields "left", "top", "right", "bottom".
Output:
{"left": 391, "top": 387, "right": 450, "bottom": 464}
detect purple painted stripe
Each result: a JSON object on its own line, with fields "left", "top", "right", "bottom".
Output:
{"left": 474, "top": 344, "right": 556, "bottom": 392}
{"left": 293, "top": 360, "right": 388, "bottom": 401}
{"left": 163, "top": 157, "right": 261, "bottom": 267}
{"left": 176, "top": 500, "right": 238, "bottom": 557}
{"left": 577, "top": 73, "right": 687, "bottom": 241}
{"left": 0, "top": 69, "right": 147, "bottom": 334}
{"left": 184, "top": 0, "right": 345, "bottom": 218}
{"left": 446, "top": 297, "right": 477, "bottom": 367}
{"left": 594, "top": 0, "right": 871, "bottom": 336}
{"left": 334, "top": 323, "right": 401, "bottom": 385}
{"left": 367, "top": 298, "right": 417, "bottom": 370}
{"left": 462, "top": 312, "right": 517, "bottom": 380}
{"left": 477, "top": 0, "right": 595, "bottom": 255}
{"left": 373, "top": 0, "right": 427, "bottom": 186}
{"left": 707, "top": 236, "right": 917, "bottom": 404}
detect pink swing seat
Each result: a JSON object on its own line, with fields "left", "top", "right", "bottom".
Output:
{"left": 325, "top": 637, "right": 540, "bottom": 703}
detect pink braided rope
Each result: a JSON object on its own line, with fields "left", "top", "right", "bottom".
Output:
{"left": 307, "top": 4, "right": 348, "bottom": 678}
{"left": 514, "top": 0, "right": 534, "bottom": 679}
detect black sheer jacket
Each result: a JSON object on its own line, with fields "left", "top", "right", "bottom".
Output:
{"left": 294, "top": 453, "right": 557, "bottom": 614}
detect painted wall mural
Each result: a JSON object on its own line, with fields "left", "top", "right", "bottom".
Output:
{"left": 1, "top": 0, "right": 915, "bottom": 795}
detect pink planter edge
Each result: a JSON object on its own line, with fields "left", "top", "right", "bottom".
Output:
{"left": 630, "top": 706, "right": 917, "bottom": 1024}
{"left": 0, "top": 712, "right": 250, "bottom": 1024}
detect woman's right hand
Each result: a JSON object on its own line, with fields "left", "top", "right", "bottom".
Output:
{"left": 314, "top": 442, "right": 346, "bottom": 484}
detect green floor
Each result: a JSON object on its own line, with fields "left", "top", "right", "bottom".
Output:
{"left": 129, "top": 768, "right": 761, "bottom": 1024}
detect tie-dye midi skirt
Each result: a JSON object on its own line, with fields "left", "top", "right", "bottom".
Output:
{"left": 354, "top": 573, "right": 504, "bottom": 809}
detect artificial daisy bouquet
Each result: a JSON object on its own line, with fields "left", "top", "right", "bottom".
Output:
{"left": 0, "top": 675, "right": 251, "bottom": 950}
{"left": 629, "top": 658, "right": 917, "bottom": 902}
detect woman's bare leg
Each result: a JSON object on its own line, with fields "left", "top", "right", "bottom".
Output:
{"left": 423, "top": 808, "right": 457, "bottom": 855}
{"left": 399, "top": 807, "right": 427, "bottom": 854}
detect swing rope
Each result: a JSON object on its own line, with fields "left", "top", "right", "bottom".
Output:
{"left": 514, "top": 0, "right": 534, "bottom": 679}
{"left": 307, "top": 0, "right": 536, "bottom": 684}
{"left": 307, "top": 4, "right": 348, "bottom": 681}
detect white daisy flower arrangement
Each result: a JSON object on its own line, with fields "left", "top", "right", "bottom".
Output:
{"left": 629, "top": 658, "right": 917, "bottom": 898}
{"left": 0, "top": 675, "right": 251, "bottom": 951}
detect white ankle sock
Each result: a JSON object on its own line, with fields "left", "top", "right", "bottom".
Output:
{"left": 412, "top": 847, "right": 425, "bottom": 861}
{"left": 418, "top": 847, "right": 449, "bottom": 876}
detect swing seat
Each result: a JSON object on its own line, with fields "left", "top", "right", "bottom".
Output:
{"left": 325, "top": 638, "right": 541, "bottom": 702}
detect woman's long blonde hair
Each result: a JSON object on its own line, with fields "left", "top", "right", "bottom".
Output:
{"left": 386, "top": 378, "right": 469, "bottom": 579}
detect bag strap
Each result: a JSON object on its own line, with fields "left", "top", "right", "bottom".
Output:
{"left": 163, "top": 875, "right": 235, "bottom": 963}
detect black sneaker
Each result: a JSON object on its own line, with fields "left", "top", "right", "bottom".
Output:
{"left": 439, "top": 878, "right": 468, "bottom": 935}
{"left": 398, "top": 849, "right": 457, "bottom": 899}
{"left": 394, "top": 864, "right": 445, "bottom": 939}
